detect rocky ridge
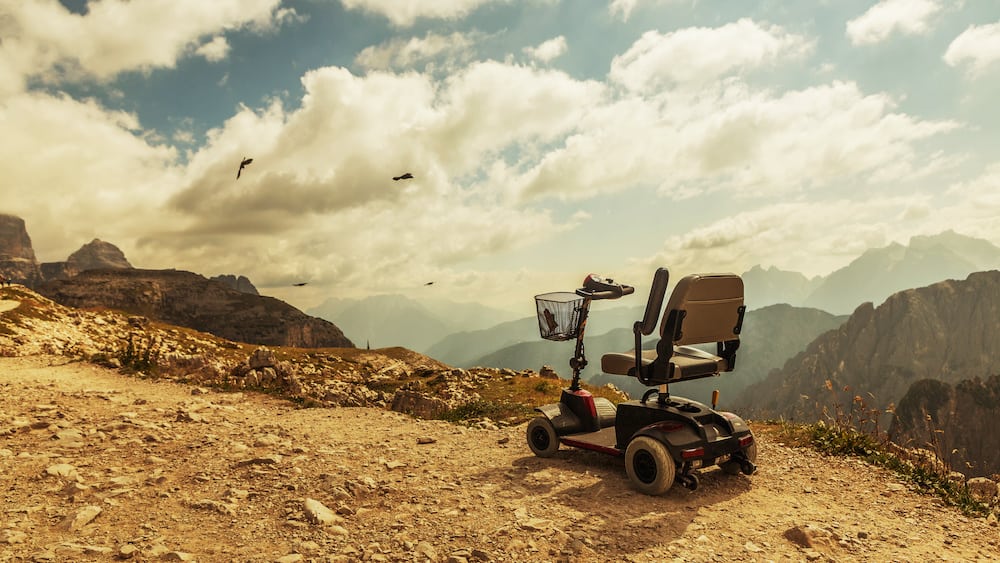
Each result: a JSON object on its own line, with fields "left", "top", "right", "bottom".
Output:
{"left": 36, "top": 269, "right": 355, "bottom": 349}
{"left": 3, "top": 285, "right": 1000, "bottom": 561}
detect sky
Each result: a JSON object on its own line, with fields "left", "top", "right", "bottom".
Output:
{"left": 2, "top": 0, "right": 1000, "bottom": 314}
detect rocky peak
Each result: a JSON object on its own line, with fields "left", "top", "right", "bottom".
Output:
{"left": 210, "top": 274, "right": 259, "bottom": 295}
{"left": 67, "top": 239, "right": 132, "bottom": 270}
{"left": 0, "top": 213, "right": 42, "bottom": 285}
{"left": 40, "top": 239, "right": 132, "bottom": 282}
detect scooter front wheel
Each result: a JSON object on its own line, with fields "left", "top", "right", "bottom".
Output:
{"left": 526, "top": 417, "right": 560, "bottom": 458}
{"left": 625, "top": 436, "right": 676, "bottom": 495}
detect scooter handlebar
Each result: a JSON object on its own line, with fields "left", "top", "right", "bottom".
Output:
{"left": 575, "top": 277, "right": 635, "bottom": 300}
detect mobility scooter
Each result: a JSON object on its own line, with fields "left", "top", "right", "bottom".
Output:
{"left": 526, "top": 268, "right": 757, "bottom": 495}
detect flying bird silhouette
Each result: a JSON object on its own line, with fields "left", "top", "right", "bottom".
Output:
{"left": 292, "top": 282, "right": 308, "bottom": 287}
{"left": 424, "top": 281, "right": 434, "bottom": 286}
{"left": 393, "top": 172, "right": 414, "bottom": 181}
{"left": 237, "top": 157, "right": 253, "bottom": 179}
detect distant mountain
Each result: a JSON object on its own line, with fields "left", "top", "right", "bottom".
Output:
{"left": 741, "top": 265, "right": 821, "bottom": 309}
{"left": 737, "top": 270, "right": 1000, "bottom": 423}
{"left": 37, "top": 268, "right": 354, "bottom": 348}
{"left": 425, "top": 316, "right": 541, "bottom": 367}
{"left": 308, "top": 294, "right": 521, "bottom": 353}
{"left": 740, "top": 231, "right": 1000, "bottom": 315}
{"left": 802, "top": 230, "right": 1000, "bottom": 314}
{"left": 470, "top": 326, "right": 641, "bottom": 379}
{"left": 426, "top": 303, "right": 645, "bottom": 367}
{"left": 310, "top": 294, "right": 449, "bottom": 352}
{"left": 41, "top": 238, "right": 132, "bottom": 281}
{"left": 890, "top": 376, "right": 1000, "bottom": 478}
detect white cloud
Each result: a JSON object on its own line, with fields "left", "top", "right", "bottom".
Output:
{"left": 195, "top": 36, "right": 230, "bottom": 63}
{"left": 523, "top": 36, "right": 567, "bottom": 63}
{"left": 609, "top": 0, "right": 680, "bottom": 22}
{"left": 637, "top": 198, "right": 933, "bottom": 279}
{"left": 355, "top": 31, "right": 483, "bottom": 71}
{"left": 0, "top": 91, "right": 179, "bottom": 262}
{"left": 0, "top": 9, "right": 979, "bottom": 310}
{"left": 846, "top": 0, "right": 944, "bottom": 46}
{"left": 609, "top": 19, "right": 814, "bottom": 92}
{"left": 944, "top": 21, "right": 1000, "bottom": 76}
{"left": 340, "top": 0, "right": 505, "bottom": 27}
{"left": 0, "top": 0, "right": 296, "bottom": 91}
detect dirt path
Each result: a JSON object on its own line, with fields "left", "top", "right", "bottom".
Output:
{"left": 1, "top": 355, "right": 998, "bottom": 562}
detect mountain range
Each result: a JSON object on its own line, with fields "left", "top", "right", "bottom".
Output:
{"left": 309, "top": 231, "right": 1000, "bottom": 365}
{"left": 307, "top": 294, "right": 522, "bottom": 353}
{"left": 0, "top": 213, "right": 352, "bottom": 349}
{"left": 736, "top": 270, "right": 1000, "bottom": 429}
{"left": 746, "top": 230, "right": 1000, "bottom": 313}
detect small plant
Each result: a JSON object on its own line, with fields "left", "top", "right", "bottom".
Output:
{"left": 116, "top": 332, "right": 161, "bottom": 375}
{"left": 533, "top": 380, "right": 555, "bottom": 393}
{"left": 778, "top": 417, "right": 990, "bottom": 517}
{"left": 439, "top": 399, "right": 533, "bottom": 423}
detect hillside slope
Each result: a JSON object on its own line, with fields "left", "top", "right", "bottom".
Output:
{"left": 3, "top": 356, "right": 999, "bottom": 562}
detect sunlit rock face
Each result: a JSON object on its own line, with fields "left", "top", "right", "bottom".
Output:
{"left": 37, "top": 268, "right": 354, "bottom": 349}
{"left": 0, "top": 214, "right": 42, "bottom": 286}
{"left": 738, "top": 270, "right": 1000, "bottom": 425}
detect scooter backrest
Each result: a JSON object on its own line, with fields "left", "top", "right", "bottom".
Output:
{"left": 660, "top": 273, "right": 745, "bottom": 346}
{"left": 636, "top": 267, "right": 669, "bottom": 336}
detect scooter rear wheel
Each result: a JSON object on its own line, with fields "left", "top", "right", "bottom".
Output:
{"left": 526, "top": 417, "right": 560, "bottom": 458}
{"left": 625, "top": 436, "right": 676, "bottom": 495}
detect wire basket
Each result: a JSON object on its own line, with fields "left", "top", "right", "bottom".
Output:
{"left": 535, "top": 292, "right": 584, "bottom": 341}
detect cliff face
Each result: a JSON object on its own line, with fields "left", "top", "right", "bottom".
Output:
{"left": 37, "top": 268, "right": 354, "bottom": 348}
{"left": 890, "top": 376, "right": 1000, "bottom": 478}
{"left": 0, "top": 214, "right": 42, "bottom": 285}
{"left": 737, "top": 271, "right": 1000, "bottom": 422}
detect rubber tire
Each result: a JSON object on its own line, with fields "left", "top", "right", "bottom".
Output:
{"left": 745, "top": 439, "right": 758, "bottom": 464}
{"left": 526, "top": 417, "right": 560, "bottom": 458}
{"left": 722, "top": 436, "right": 759, "bottom": 475}
{"left": 625, "top": 436, "right": 676, "bottom": 495}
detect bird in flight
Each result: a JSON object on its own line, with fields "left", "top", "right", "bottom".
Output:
{"left": 237, "top": 157, "right": 253, "bottom": 179}
{"left": 424, "top": 281, "right": 434, "bottom": 286}
{"left": 292, "top": 282, "right": 308, "bottom": 287}
{"left": 393, "top": 172, "right": 414, "bottom": 181}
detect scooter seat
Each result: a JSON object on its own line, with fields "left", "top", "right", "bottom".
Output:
{"left": 601, "top": 345, "right": 727, "bottom": 381}
{"left": 601, "top": 349, "right": 656, "bottom": 376}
